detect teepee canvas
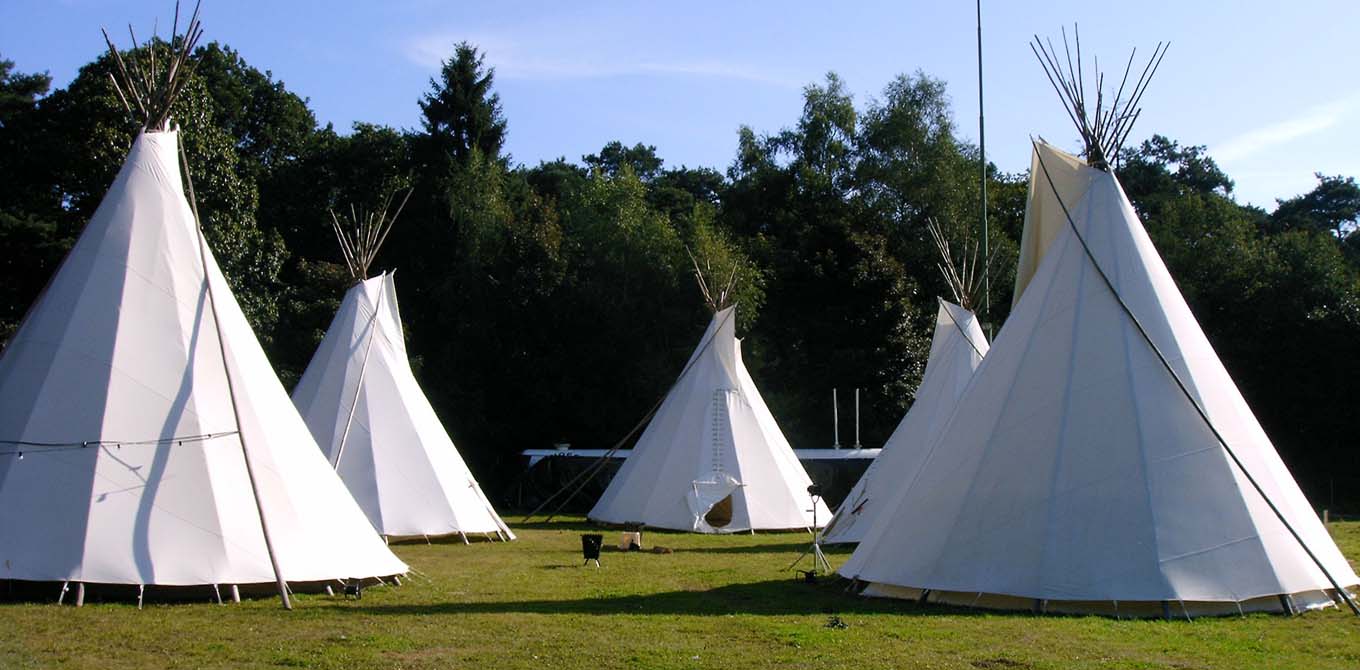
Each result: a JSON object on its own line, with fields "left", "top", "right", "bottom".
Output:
{"left": 0, "top": 14, "right": 405, "bottom": 603}
{"left": 820, "top": 299, "right": 987, "bottom": 544}
{"left": 292, "top": 266, "right": 514, "bottom": 542}
{"left": 840, "top": 137, "right": 1358, "bottom": 616}
{"left": 589, "top": 306, "right": 831, "bottom": 532}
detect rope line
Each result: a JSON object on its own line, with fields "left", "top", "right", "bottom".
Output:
{"left": 0, "top": 431, "right": 239, "bottom": 457}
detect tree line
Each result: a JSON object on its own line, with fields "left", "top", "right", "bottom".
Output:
{"left": 1, "top": 42, "right": 1358, "bottom": 506}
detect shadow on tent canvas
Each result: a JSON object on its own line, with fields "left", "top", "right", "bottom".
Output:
{"left": 131, "top": 284, "right": 212, "bottom": 581}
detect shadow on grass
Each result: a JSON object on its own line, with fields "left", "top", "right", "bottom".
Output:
{"left": 669, "top": 541, "right": 817, "bottom": 554}
{"left": 510, "top": 520, "right": 601, "bottom": 532}
{"left": 388, "top": 534, "right": 506, "bottom": 547}
{"left": 334, "top": 578, "right": 993, "bottom": 618}
{"left": 510, "top": 520, "right": 824, "bottom": 538}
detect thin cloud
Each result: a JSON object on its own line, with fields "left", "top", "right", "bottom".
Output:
{"left": 403, "top": 32, "right": 799, "bottom": 89}
{"left": 1213, "top": 94, "right": 1360, "bottom": 163}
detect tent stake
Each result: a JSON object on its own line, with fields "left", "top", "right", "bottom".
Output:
{"left": 136, "top": 584, "right": 144, "bottom": 610}
{"left": 213, "top": 584, "right": 222, "bottom": 605}
{"left": 58, "top": 581, "right": 68, "bottom": 605}
{"left": 181, "top": 139, "right": 291, "bottom": 611}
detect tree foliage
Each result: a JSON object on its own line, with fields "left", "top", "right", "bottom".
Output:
{"left": 2, "top": 41, "right": 1359, "bottom": 506}
{"left": 418, "top": 42, "right": 508, "bottom": 168}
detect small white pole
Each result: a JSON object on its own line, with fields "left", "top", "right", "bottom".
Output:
{"left": 58, "top": 581, "right": 69, "bottom": 605}
{"left": 832, "top": 389, "right": 841, "bottom": 449}
{"left": 137, "top": 584, "right": 144, "bottom": 610}
{"left": 854, "top": 388, "right": 862, "bottom": 448}
{"left": 213, "top": 584, "right": 223, "bottom": 605}
{"left": 75, "top": 582, "right": 85, "bottom": 607}
{"left": 230, "top": 584, "right": 241, "bottom": 603}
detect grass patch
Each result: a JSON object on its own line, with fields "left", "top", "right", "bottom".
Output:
{"left": 2, "top": 518, "right": 1359, "bottom": 668}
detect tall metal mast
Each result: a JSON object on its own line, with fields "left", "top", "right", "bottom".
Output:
{"left": 976, "top": 0, "right": 990, "bottom": 335}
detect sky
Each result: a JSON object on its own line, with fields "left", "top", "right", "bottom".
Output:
{"left": 2, "top": 1, "right": 1357, "bottom": 209}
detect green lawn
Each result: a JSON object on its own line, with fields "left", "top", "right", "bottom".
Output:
{"left": 3, "top": 519, "right": 1359, "bottom": 669}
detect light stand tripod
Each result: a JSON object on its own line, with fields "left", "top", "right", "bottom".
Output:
{"left": 788, "top": 484, "right": 832, "bottom": 579}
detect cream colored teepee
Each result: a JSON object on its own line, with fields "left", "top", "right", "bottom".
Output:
{"left": 590, "top": 251, "right": 829, "bottom": 532}
{"left": 292, "top": 198, "right": 513, "bottom": 542}
{"left": 589, "top": 307, "right": 829, "bottom": 532}
{"left": 0, "top": 6, "right": 405, "bottom": 606}
{"left": 842, "top": 32, "right": 1358, "bottom": 616}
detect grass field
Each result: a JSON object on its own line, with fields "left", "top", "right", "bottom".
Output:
{"left": 3, "top": 518, "right": 1359, "bottom": 669}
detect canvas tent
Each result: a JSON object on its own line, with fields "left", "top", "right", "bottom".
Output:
{"left": 820, "top": 299, "right": 987, "bottom": 544}
{"left": 0, "top": 127, "right": 408, "bottom": 598}
{"left": 838, "top": 138, "right": 1359, "bottom": 616}
{"left": 0, "top": 11, "right": 406, "bottom": 605}
{"left": 589, "top": 307, "right": 831, "bottom": 532}
{"left": 292, "top": 268, "right": 514, "bottom": 542}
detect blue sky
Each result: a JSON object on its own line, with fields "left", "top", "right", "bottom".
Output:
{"left": 3, "top": 1, "right": 1357, "bottom": 209}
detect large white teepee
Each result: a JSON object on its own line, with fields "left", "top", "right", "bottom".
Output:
{"left": 821, "top": 300, "right": 987, "bottom": 544}
{"left": 839, "top": 141, "right": 1358, "bottom": 615}
{"left": 589, "top": 307, "right": 831, "bottom": 532}
{"left": 292, "top": 272, "right": 514, "bottom": 541}
{"left": 0, "top": 131, "right": 408, "bottom": 591}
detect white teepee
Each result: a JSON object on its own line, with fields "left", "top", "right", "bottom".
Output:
{"left": 0, "top": 131, "right": 408, "bottom": 592}
{"left": 821, "top": 300, "right": 987, "bottom": 544}
{"left": 292, "top": 271, "right": 514, "bottom": 541}
{"left": 589, "top": 307, "right": 831, "bottom": 532}
{"left": 839, "top": 140, "right": 1358, "bottom": 615}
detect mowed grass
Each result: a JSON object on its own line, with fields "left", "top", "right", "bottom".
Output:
{"left": 3, "top": 519, "right": 1360, "bottom": 669}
